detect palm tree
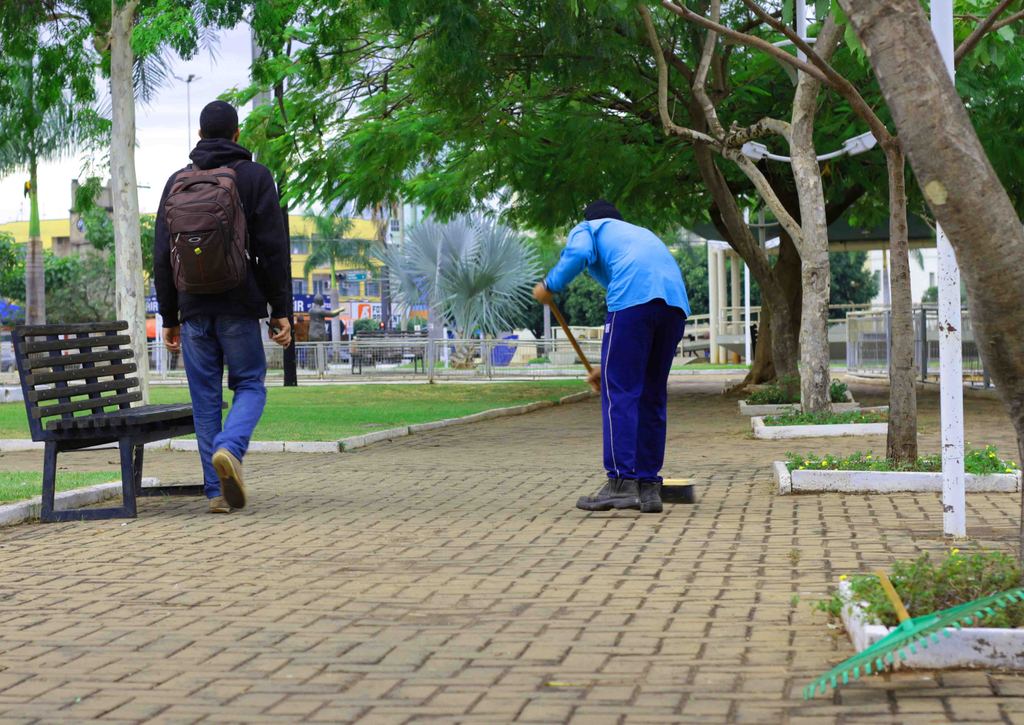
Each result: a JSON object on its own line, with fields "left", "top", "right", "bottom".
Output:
{"left": 0, "top": 53, "right": 103, "bottom": 324}
{"left": 380, "top": 215, "right": 540, "bottom": 367}
{"left": 303, "top": 213, "right": 378, "bottom": 292}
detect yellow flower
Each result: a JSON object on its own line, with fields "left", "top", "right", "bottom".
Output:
{"left": 866, "top": 455, "right": 872, "bottom": 460}
{"left": 799, "top": 466, "right": 805, "bottom": 470}
{"left": 989, "top": 452, "right": 997, "bottom": 458}
{"left": 821, "top": 460, "right": 828, "bottom": 467}
{"left": 951, "top": 548, "right": 960, "bottom": 555}
{"left": 1007, "top": 469, "right": 1014, "bottom": 473}
{"left": 839, "top": 575, "right": 848, "bottom": 581}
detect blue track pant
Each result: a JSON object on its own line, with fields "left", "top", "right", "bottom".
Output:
{"left": 600, "top": 299, "right": 686, "bottom": 482}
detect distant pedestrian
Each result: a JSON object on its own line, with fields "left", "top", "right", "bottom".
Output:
{"left": 154, "top": 100, "right": 292, "bottom": 514}
{"left": 534, "top": 200, "right": 690, "bottom": 514}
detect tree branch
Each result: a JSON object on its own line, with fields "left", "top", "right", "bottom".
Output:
{"left": 692, "top": 0, "right": 725, "bottom": 137}
{"left": 955, "top": 0, "right": 1014, "bottom": 65}
{"left": 993, "top": 9, "right": 1024, "bottom": 31}
{"left": 723, "top": 117, "right": 791, "bottom": 147}
{"left": 661, "top": 0, "right": 829, "bottom": 84}
{"left": 637, "top": 4, "right": 718, "bottom": 146}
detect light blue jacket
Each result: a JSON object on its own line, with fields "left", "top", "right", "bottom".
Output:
{"left": 544, "top": 219, "right": 691, "bottom": 316}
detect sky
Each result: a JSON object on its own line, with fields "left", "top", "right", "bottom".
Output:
{"left": 0, "top": 23, "right": 261, "bottom": 224}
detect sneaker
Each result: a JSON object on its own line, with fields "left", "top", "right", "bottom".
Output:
{"left": 576, "top": 478, "right": 640, "bottom": 511}
{"left": 208, "top": 495, "right": 232, "bottom": 514}
{"left": 212, "top": 448, "right": 246, "bottom": 509}
{"left": 639, "top": 481, "right": 663, "bottom": 514}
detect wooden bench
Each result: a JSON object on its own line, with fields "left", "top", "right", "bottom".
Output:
{"left": 350, "top": 332, "right": 426, "bottom": 374}
{"left": 11, "top": 320, "right": 201, "bottom": 522}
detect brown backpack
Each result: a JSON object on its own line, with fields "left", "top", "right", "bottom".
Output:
{"left": 164, "top": 161, "right": 249, "bottom": 294}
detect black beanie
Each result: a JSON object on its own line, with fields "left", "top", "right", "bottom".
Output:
{"left": 199, "top": 100, "right": 239, "bottom": 139}
{"left": 583, "top": 199, "right": 623, "bottom": 221}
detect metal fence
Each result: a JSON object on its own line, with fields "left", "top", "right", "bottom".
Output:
{"left": 846, "top": 306, "right": 989, "bottom": 386}
{"left": 146, "top": 334, "right": 710, "bottom": 382}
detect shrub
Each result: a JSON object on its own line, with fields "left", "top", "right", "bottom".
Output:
{"left": 764, "top": 410, "right": 887, "bottom": 426}
{"left": 747, "top": 376, "right": 848, "bottom": 405}
{"left": 815, "top": 550, "right": 1024, "bottom": 628}
{"left": 785, "top": 445, "right": 1018, "bottom": 474}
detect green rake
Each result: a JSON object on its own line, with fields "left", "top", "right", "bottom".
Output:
{"left": 804, "top": 570, "right": 1024, "bottom": 700}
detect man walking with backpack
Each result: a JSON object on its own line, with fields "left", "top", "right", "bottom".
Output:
{"left": 154, "top": 100, "right": 292, "bottom": 514}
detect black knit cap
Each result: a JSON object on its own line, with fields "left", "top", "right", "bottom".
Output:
{"left": 199, "top": 100, "right": 239, "bottom": 139}
{"left": 583, "top": 199, "right": 623, "bottom": 221}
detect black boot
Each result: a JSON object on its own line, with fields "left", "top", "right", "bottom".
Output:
{"left": 639, "top": 481, "right": 663, "bottom": 514}
{"left": 576, "top": 478, "right": 640, "bottom": 511}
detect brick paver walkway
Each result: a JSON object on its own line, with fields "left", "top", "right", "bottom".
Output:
{"left": 1, "top": 378, "right": 1023, "bottom": 723}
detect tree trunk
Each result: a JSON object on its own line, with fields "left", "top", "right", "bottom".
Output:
{"left": 25, "top": 156, "right": 45, "bottom": 325}
{"left": 790, "top": 86, "right": 831, "bottom": 413}
{"left": 110, "top": 0, "right": 148, "bottom": 402}
{"left": 885, "top": 145, "right": 918, "bottom": 462}
{"left": 695, "top": 146, "right": 800, "bottom": 382}
{"left": 789, "top": 16, "right": 843, "bottom": 413}
{"left": 839, "top": 0, "right": 1024, "bottom": 551}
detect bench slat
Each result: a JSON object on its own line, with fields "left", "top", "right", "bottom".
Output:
{"left": 32, "top": 391, "right": 142, "bottom": 419}
{"left": 29, "top": 378, "right": 139, "bottom": 403}
{"left": 20, "top": 334, "right": 130, "bottom": 355}
{"left": 23, "top": 348, "right": 134, "bottom": 370}
{"left": 19, "top": 335, "right": 131, "bottom": 356}
{"left": 15, "top": 321, "right": 128, "bottom": 337}
{"left": 45, "top": 403, "right": 193, "bottom": 431}
{"left": 26, "top": 363, "right": 138, "bottom": 386}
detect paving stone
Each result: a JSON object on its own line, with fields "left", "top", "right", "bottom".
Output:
{"left": 0, "top": 380, "right": 1020, "bottom": 722}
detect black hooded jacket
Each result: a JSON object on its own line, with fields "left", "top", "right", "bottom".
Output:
{"left": 154, "top": 138, "right": 291, "bottom": 325}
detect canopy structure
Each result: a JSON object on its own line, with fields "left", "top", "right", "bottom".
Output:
{"left": 690, "top": 211, "right": 936, "bottom": 253}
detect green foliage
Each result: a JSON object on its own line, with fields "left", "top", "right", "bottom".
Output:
{"left": 561, "top": 275, "right": 606, "bottom": 327}
{"left": 302, "top": 213, "right": 376, "bottom": 279}
{"left": 815, "top": 550, "right": 1024, "bottom": 628}
{"left": 829, "top": 252, "right": 879, "bottom": 313}
{"left": 353, "top": 318, "right": 381, "bottom": 334}
{"left": 81, "top": 209, "right": 156, "bottom": 273}
{"left": 764, "top": 409, "right": 888, "bottom": 426}
{"left": 786, "top": 444, "right": 1018, "bottom": 474}
{"left": 747, "top": 374, "right": 847, "bottom": 404}
{"left": 380, "top": 216, "right": 540, "bottom": 338}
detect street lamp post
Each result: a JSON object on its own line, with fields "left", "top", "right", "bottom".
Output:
{"left": 173, "top": 73, "right": 200, "bottom": 151}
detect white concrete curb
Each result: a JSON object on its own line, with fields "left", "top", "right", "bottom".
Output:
{"left": 752, "top": 407, "right": 889, "bottom": 439}
{"left": 774, "top": 463, "right": 1021, "bottom": 494}
{"left": 839, "top": 580, "right": 1024, "bottom": 670}
{"left": 0, "top": 390, "right": 598, "bottom": 455}
{"left": 0, "top": 477, "right": 161, "bottom": 528}
{"left": 1, "top": 386, "right": 23, "bottom": 403}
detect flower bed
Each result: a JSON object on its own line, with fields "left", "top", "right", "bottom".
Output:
{"left": 740, "top": 377, "right": 858, "bottom": 416}
{"left": 752, "top": 408, "right": 889, "bottom": 440}
{"left": 741, "top": 376, "right": 860, "bottom": 415}
{"left": 774, "top": 446, "right": 1021, "bottom": 493}
{"left": 819, "top": 551, "right": 1024, "bottom": 669}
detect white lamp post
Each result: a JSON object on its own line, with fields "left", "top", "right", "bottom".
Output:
{"left": 931, "top": 0, "right": 966, "bottom": 538}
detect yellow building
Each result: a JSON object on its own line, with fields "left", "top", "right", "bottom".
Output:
{"left": 0, "top": 216, "right": 383, "bottom": 309}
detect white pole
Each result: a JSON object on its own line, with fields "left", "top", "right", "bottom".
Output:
{"left": 743, "top": 209, "right": 752, "bottom": 365}
{"left": 708, "top": 242, "right": 719, "bottom": 364}
{"left": 717, "top": 247, "right": 728, "bottom": 363}
{"left": 932, "top": 0, "right": 965, "bottom": 538}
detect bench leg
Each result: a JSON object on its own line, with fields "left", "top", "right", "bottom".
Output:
{"left": 40, "top": 441, "right": 58, "bottom": 522}
{"left": 119, "top": 437, "right": 138, "bottom": 518}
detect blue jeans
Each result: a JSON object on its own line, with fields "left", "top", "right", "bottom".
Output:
{"left": 181, "top": 316, "right": 267, "bottom": 498}
{"left": 600, "top": 299, "right": 686, "bottom": 482}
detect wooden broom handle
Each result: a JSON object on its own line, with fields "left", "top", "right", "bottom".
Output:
{"left": 548, "top": 300, "right": 593, "bottom": 373}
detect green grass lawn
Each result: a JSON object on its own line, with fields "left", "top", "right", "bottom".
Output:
{"left": 0, "top": 381, "right": 586, "bottom": 442}
{"left": 0, "top": 471, "right": 119, "bottom": 504}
